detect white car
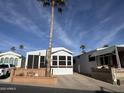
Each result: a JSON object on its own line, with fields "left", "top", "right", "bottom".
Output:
{"left": 0, "top": 64, "right": 15, "bottom": 77}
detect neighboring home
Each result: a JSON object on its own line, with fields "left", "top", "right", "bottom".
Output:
{"left": 0, "top": 51, "right": 22, "bottom": 68}
{"left": 25, "top": 47, "right": 73, "bottom": 75}
{"left": 74, "top": 45, "right": 124, "bottom": 75}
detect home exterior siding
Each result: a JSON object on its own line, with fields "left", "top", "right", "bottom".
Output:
{"left": 0, "top": 51, "right": 22, "bottom": 68}
{"left": 25, "top": 47, "right": 73, "bottom": 75}
{"left": 74, "top": 51, "right": 97, "bottom": 75}
{"left": 74, "top": 45, "right": 124, "bottom": 76}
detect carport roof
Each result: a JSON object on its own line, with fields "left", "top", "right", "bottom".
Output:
{"left": 91, "top": 45, "right": 124, "bottom": 57}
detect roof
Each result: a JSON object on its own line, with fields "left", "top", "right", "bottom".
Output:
{"left": 74, "top": 44, "right": 124, "bottom": 57}
{"left": 0, "top": 51, "right": 21, "bottom": 57}
{"left": 27, "top": 47, "right": 72, "bottom": 54}
{"left": 91, "top": 44, "right": 124, "bottom": 56}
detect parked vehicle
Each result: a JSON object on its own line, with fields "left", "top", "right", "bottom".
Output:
{"left": 0, "top": 64, "right": 15, "bottom": 77}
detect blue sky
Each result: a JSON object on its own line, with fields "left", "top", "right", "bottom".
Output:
{"left": 0, "top": 0, "right": 124, "bottom": 55}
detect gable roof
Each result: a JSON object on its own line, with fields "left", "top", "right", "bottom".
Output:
{"left": 0, "top": 51, "right": 21, "bottom": 57}
{"left": 27, "top": 47, "right": 72, "bottom": 54}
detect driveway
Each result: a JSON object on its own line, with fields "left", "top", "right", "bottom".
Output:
{"left": 54, "top": 73, "right": 124, "bottom": 92}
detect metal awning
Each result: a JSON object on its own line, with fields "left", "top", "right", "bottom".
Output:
{"left": 91, "top": 46, "right": 115, "bottom": 57}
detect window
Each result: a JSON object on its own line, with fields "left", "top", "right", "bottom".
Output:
{"left": 100, "top": 57, "right": 104, "bottom": 65}
{"left": 59, "top": 56, "right": 66, "bottom": 60}
{"left": 89, "top": 55, "right": 95, "bottom": 62}
{"left": 104, "top": 56, "right": 109, "bottom": 65}
{"left": 14, "top": 58, "right": 18, "bottom": 66}
{"left": 9, "top": 57, "right": 14, "bottom": 64}
{"left": 100, "top": 56, "right": 109, "bottom": 65}
{"left": 52, "top": 56, "right": 57, "bottom": 65}
{"left": 10, "top": 64, "right": 15, "bottom": 67}
{"left": 27, "top": 55, "right": 33, "bottom": 68}
{"left": 67, "top": 56, "right": 71, "bottom": 65}
{"left": 0, "top": 64, "right": 9, "bottom": 68}
{"left": 53, "top": 56, "right": 57, "bottom": 60}
{"left": 0, "top": 58, "right": 4, "bottom": 63}
{"left": 73, "top": 59, "right": 76, "bottom": 64}
{"left": 33, "top": 55, "right": 39, "bottom": 68}
{"left": 4, "top": 57, "right": 9, "bottom": 63}
{"left": 40, "top": 56, "right": 46, "bottom": 67}
{"left": 59, "top": 56, "right": 66, "bottom": 65}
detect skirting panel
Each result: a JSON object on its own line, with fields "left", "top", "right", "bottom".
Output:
{"left": 51, "top": 68, "right": 73, "bottom": 75}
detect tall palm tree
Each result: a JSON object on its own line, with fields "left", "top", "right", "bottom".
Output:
{"left": 10, "top": 46, "right": 16, "bottom": 52}
{"left": 80, "top": 44, "right": 85, "bottom": 53}
{"left": 38, "top": 0, "right": 65, "bottom": 76}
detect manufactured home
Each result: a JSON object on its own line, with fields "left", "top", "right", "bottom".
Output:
{"left": 0, "top": 51, "right": 22, "bottom": 68}
{"left": 25, "top": 47, "right": 73, "bottom": 75}
{"left": 74, "top": 45, "right": 124, "bottom": 75}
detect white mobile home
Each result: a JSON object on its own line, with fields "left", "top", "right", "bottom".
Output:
{"left": 0, "top": 51, "right": 22, "bottom": 68}
{"left": 74, "top": 45, "right": 124, "bottom": 75}
{"left": 25, "top": 47, "right": 73, "bottom": 75}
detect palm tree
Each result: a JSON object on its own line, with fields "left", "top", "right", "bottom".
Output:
{"left": 10, "top": 46, "right": 16, "bottom": 52}
{"left": 38, "top": 0, "right": 65, "bottom": 76}
{"left": 103, "top": 44, "right": 109, "bottom": 48}
{"left": 19, "top": 45, "right": 24, "bottom": 49}
{"left": 80, "top": 44, "right": 85, "bottom": 53}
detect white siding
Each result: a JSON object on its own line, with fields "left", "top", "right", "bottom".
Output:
{"left": 74, "top": 52, "right": 97, "bottom": 75}
{"left": 51, "top": 68, "right": 73, "bottom": 75}
{"left": 0, "top": 52, "right": 22, "bottom": 68}
{"left": 25, "top": 47, "right": 73, "bottom": 75}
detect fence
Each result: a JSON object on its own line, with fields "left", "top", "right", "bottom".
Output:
{"left": 11, "top": 68, "right": 57, "bottom": 85}
{"left": 13, "top": 68, "right": 47, "bottom": 77}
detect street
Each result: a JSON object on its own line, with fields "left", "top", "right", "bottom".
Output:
{"left": 0, "top": 83, "right": 109, "bottom": 93}
{"left": 0, "top": 73, "right": 124, "bottom": 93}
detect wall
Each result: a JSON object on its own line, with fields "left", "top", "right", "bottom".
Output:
{"left": 25, "top": 50, "right": 73, "bottom": 75}
{"left": 0, "top": 54, "right": 22, "bottom": 68}
{"left": 11, "top": 69, "right": 57, "bottom": 85}
{"left": 14, "top": 68, "right": 46, "bottom": 77}
{"left": 74, "top": 51, "right": 97, "bottom": 75}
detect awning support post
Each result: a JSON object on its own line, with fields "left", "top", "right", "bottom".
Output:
{"left": 115, "top": 46, "right": 121, "bottom": 68}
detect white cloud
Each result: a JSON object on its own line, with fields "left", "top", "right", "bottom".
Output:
{"left": 95, "top": 24, "right": 124, "bottom": 48}
{"left": 0, "top": 32, "right": 36, "bottom": 52}
{"left": 54, "top": 21, "right": 80, "bottom": 49}
{"left": 0, "top": 0, "right": 49, "bottom": 39}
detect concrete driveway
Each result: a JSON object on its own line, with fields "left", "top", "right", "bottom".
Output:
{"left": 54, "top": 73, "right": 124, "bottom": 92}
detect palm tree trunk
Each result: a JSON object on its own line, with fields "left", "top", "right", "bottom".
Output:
{"left": 47, "top": 0, "right": 54, "bottom": 77}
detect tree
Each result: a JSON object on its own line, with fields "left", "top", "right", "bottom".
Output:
{"left": 19, "top": 45, "right": 24, "bottom": 49}
{"left": 80, "top": 44, "right": 85, "bottom": 53}
{"left": 10, "top": 46, "right": 16, "bottom": 52}
{"left": 38, "top": 0, "right": 65, "bottom": 76}
{"left": 103, "top": 44, "right": 109, "bottom": 47}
